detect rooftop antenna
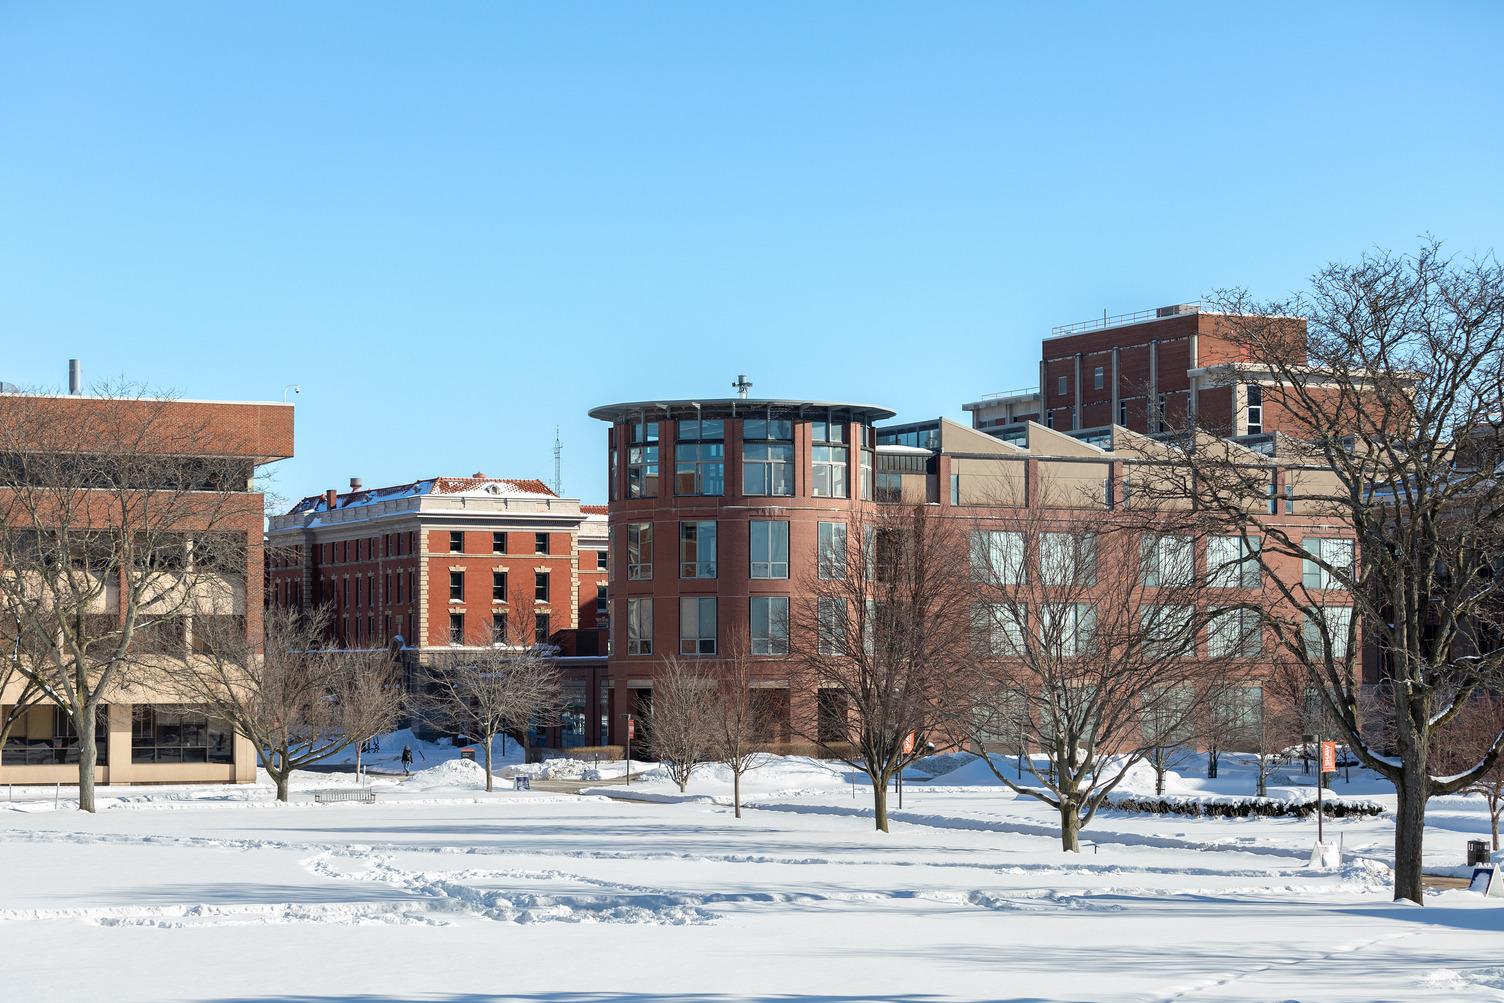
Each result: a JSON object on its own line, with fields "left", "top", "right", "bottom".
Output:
{"left": 732, "top": 374, "right": 753, "bottom": 399}
{"left": 552, "top": 425, "right": 563, "bottom": 497}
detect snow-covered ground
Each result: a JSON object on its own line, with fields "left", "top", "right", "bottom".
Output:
{"left": 3, "top": 745, "right": 1504, "bottom": 1002}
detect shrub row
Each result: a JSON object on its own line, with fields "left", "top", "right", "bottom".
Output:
{"left": 1104, "top": 794, "right": 1385, "bottom": 819}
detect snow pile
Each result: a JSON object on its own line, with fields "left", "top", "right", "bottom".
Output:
{"left": 511, "top": 759, "right": 604, "bottom": 781}
{"left": 408, "top": 759, "right": 489, "bottom": 788}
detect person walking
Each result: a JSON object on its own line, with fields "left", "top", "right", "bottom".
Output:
{"left": 401, "top": 745, "right": 414, "bottom": 776}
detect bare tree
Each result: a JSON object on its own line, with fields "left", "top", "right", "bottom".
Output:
{"left": 965, "top": 502, "right": 1245, "bottom": 851}
{"left": 0, "top": 385, "right": 252, "bottom": 810}
{"left": 411, "top": 622, "right": 562, "bottom": 792}
{"left": 645, "top": 654, "right": 719, "bottom": 793}
{"left": 347, "top": 639, "right": 404, "bottom": 780}
{"left": 0, "top": 617, "right": 47, "bottom": 772}
{"left": 787, "top": 503, "right": 972, "bottom": 832}
{"left": 707, "top": 637, "right": 771, "bottom": 818}
{"left": 1432, "top": 695, "right": 1504, "bottom": 851}
{"left": 1178, "top": 242, "right": 1504, "bottom": 902}
{"left": 174, "top": 606, "right": 400, "bottom": 801}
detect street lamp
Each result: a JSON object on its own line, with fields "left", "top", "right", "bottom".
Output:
{"left": 283, "top": 384, "right": 301, "bottom": 403}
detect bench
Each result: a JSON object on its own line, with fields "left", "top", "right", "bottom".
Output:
{"left": 313, "top": 787, "right": 376, "bottom": 804}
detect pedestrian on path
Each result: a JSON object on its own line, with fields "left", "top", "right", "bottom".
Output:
{"left": 401, "top": 745, "right": 413, "bottom": 775}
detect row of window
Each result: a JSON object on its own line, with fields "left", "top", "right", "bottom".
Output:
{"left": 314, "top": 532, "right": 417, "bottom": 566}
{"left": 447, "top": 531, "right": 557, "bottom": 556}
{"left": 618, "top": 520, "right": 837, "bottom": 582}
{"left": 620, "top": 596, "right": 790, "bottom": 656}
{"left": 344, "top": 612, "right": 414, "bottom": 649}
{"left": 321, "top": 570, "right": 417, "bottom": 609}
{"left": 449, "top": 570, "right": 552, "bottom": 603}
{"left": 614, "top": 420, "right": 876, "bottom": 501}
{"left": 448, "top": 611, "right": 552, "bottom": 647}
{"left": 0, "top": 705, "right": 234, "bottom": 765}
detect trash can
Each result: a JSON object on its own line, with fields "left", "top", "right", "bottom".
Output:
{"left": 514, "top": 776, "right": 531, "bottom": 791}
{"left": 1468, "top": 840, "right": 1491, "bottom": 866}
{"left": 460, "top": 747, "right": 475, "bottom": 762}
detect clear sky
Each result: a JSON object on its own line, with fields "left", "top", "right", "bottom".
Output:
{"left": 2, "top": 3, "right": 1500, "bottom": 509}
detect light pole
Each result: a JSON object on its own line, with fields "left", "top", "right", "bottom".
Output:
{"left": 283, "top": 384, "right": 301, "bottom": 403}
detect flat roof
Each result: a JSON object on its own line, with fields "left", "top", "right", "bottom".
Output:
{"left": 588, "top": 398, "right": 896, "bottom": 423}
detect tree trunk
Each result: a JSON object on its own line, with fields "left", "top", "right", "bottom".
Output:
{"left": 733, "top": 770, "right": 742, "bottom": 819}
{"left": 356, "top": 744, "right": 362, "bottom": 781}
{"left": 77, "top": 701, "right": 98, "bottom": 812}
{"left": 1393, "top": 774, "right": 1427, "bottom": 904}
{"left": 274, "top": 770, "right": 290, "bottom": 803}
{"left": 483, "top": 734, "right": 494, "bottom": 792}
{"left": 872, "top": 772, "right": 889, "bottom": 832}
{"left": 1492, "top": 800, "right": 1499, "bottom": 852}
{"left": 1060, "top": 801, "right": 1082, "bottom": 852}
{"left": 1155, "top": 764, "right": 1166, "bottom": 796}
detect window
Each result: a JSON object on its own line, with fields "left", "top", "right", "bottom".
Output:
{"left": 535, "top": 532, "right": 550, "bottom": 555}
{"left": 679, "top": 521, "right": 716, "bottom": 578}
{"left": 610, "top": 429, "right": 619, "bottom": 502}
{"left": 1208, "top": 535, "right": 1261, "bottom": 588}
{"left": 627, "top": 598, "right": 652, "bottom": 654}
{"left": 1057, "top": 375, "right": 1067, "bottom": 396}
{"left": 1142, "top": 604, "right": 1195, "bottom": 657}
{"left": 750, "top": 596, "right": 789, "bottom": 655}
{"left": 680, "top": 597, "right": 717, "bottom": 654}
{"left": 384, "top": 572, "right": 391, "bottom": 605}
{"left": 596, "top": 550, "right": 608, "bottom": 570}
{"left": 818, "top": 596, "right": 847, "bottom": 655}
{"left": 1208, "top": 608, "right": 1261, "bottom": 658}
{"left": 1284, "top": 484, "right": 1295, "bottom": 514}
{"left": 627, "top": 522, "right": 653, "bottom": 580}
{"left": 596, "top": 583, "right": 607, "bottom": 610}
{"left": 1303, "top": 538, "right": 1354, "bottom": 591}
{"left": 492, "top": 612, "right": 507, "bottom": 644}
{"left": 1119, "top": 399, "right": 1127, "bottom": 426}
{"left": 535, "top": 613, "right": 551, "bottom": 645}
{"left": 812, "top": 422, "right": 849, "bottom": 498}
{"left": 130, "top": 706, "right": 231, "bottom": 764}
{"left": 1246, "top": 384, "right": 1264, "bottom": 434}
{"left": 950, "top": 473, "right": 959, "bottom": 506}
{"left": 1045, "top": 409, "right": 1054, "bottom": 429}
{"left": 1304, "top": 605, "right": 1354, "bottom": 660}
{"left": 1094, "top": 366, "right": 1104, "bottom": 391}
{"left": 354, "top": 576, "right": 362, "bottom": 607}
{"left": 535, "top": 571, "right": 550, "bottom": 602}
{"left": 1140, "top": 534, "right": 1194, "bottom": 588}
{"left": 1041, "top": 602, "right": 1095, "bottom": 657}
{"left": 818, "top": 522, "right": 847, "bottom": 580}
{"left": 449, "top": 531, "right": 464, "bottom": 553}
{"left": 1156, "top": 393, "right": 1167, "bottom": 433}
{"left": 492, "top": 571, "right": 507, "bottom": 601}
{"left": 493, "top": 532, "right": 507, "bottom": 554}
{"left": 971, "top": 603, "right": 1024, "bottom": 656}
{"left": 627, "top": 421, "right": 660, "bottom": 498}
{"left": 2, "top": 704, "right": 108, "bottom": 765}
{"left": 449, "top": 570, "right": 464, "bottom": 601}
{"left": 449, "top": 613, "right": 465, "bottom": 645}
{"left": 395, "top": 572, "right": 402, "bottom": 603}
{"left": 742, "top": 419, "right": 794, "bottom": 496}
{"left": 970, "top": 530, "right": 1025, "bottom": 586}
{"left": 675, "top": 419, "right": 725, "bottom": 495}
{"left": 1041, "top": 532, "right": 1095, "bottom": 586}
{"left": 860, "top": 448, "right": 874, "bottom": 501}
{"left": 750, "top": 521, "right": 789, "bottom": 579}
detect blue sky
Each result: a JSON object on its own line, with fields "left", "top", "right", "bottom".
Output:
{"left": 2, "top": 3, "right": 1500, "bottom": 508}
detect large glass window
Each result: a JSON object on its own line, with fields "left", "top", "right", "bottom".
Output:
{"left": 680, "top": 597, "right": 717, "bottom": 654}
{"left": 1303, "top": 538, "right": 1354, "bottom": 591}
{"left": 1141, "top": 604, "right": 1196, "bottom": 657}
{"left": 818, "top": 596, "right": 847, "bottom": 655}
{"left": 675, "top": 419, "right": 725, "bottom": 496}
{"left": 1208, "top": 608, "right": 1262, "bottom": 658}
{"left": 627, "top": 598, "right": 653, "bottom": 655}
{"left": 2, "top": 704, "right": 108, "bottom": 765}
{"left": 818, "top": 522, "right": 847, "bottom": 580}
{"left": 812, "top": 421, "right": 849, "bottom": 498}
{"left": 131, "top": 706, "right": 233, "bottom": 764}
{"left": 750, "top": 596, "right": 789, "bottom": 655}
{"left": 449, "top": 570, "right": 464, "bottom": 601}
{"left": 679, "top": 521, "right": 716, "bottom": 578}
{"left": 1208, "top": 535, "right": 1261, "bottom": 588}
{"left": 449, "top": 613, "right": 465, "bottom": 645}
{"left": 970, "top": 530, "right": 1025, "bottom": 586}
{"left": 492, "top": 571, "right": 507, "bottom": 602}
{"left": 1041, "top": 533, "right": 1096, "bottom": 587}
{"left": 627, "top": 422, "right": 660, "bottom": 498}
{"left": 535, "top": 571, "right": 550, "bottom": 602}
{"left": 627, "top": 522, "right": 653, "bottom": 580}
{"left": 1303, "top": 605, "right": 1354, "bottom": 659}
{"left": 1041, "top": 602, "right": 1095, "bottom": 657}
{"left": 743, "top": 419, "right": 794, "bottom": 496}
{"left": 750, "top": 521, "right": 789, "bottom": 579}
{"left": 1140, "top": 534, "right": 1194, "bottom": 588}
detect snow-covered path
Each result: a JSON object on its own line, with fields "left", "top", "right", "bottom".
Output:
{"left": 3, "top": 756, "right": 1503, "bottom": 1002}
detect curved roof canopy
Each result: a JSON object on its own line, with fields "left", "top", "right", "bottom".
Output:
{"left": 588, "top": 398, "right": 897, "bottom": 424}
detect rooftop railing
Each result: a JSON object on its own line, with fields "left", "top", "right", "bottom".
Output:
{"left": 1049, "top": 301, "right": 1203, "bottom": 338}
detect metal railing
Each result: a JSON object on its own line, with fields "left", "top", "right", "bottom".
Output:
{"left": 1050, "top": 301, "right": 1202, "bottom": 338}
{"left": 977, "top": 386, "right": 1040, "bottom": 402}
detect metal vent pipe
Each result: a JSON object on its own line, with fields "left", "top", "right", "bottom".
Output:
{"left": 68, "top": 359, "right": 82, "bottom": 395}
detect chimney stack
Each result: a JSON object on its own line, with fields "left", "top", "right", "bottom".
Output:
{"left": 350, "top": 477, "right": 363, "bottom": 492}
{"left": 68, "top": 359, "right": 82, "bottom": 395}
{"left": 324, "top": 489, "right": 338, "bottom": 510}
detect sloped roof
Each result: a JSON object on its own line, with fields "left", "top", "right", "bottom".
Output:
{"left": 287, "top": 476, "right": 557, "bottom": 515}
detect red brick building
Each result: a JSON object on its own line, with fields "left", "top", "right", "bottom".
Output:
{"left": 267, "top": 476, "right": 609, "bottom": 749}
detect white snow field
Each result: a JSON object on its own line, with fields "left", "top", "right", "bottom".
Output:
{"left": 4, "top": 746, "right": 1504, "bottom": 1003}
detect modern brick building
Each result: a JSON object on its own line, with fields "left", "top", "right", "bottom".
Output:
{"left": 0, "top": 391, "right": 293, "bottom": 785}
{"left": 964, "top": 302, "right": 1310, "bottom": 441}
{"left": 266, "top": 477, "right": 609, "bottom": 749}
{"left": 590, "top": 389, "right": 1360, "bottom": 749}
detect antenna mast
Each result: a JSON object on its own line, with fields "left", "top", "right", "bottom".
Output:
{"left": 553, "top": 425, "right": 563, "bottom": 496}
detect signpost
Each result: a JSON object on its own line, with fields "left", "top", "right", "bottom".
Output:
{"left": 624, "top": 714, "right": 635, "bottom": 787}
{"left": 1317, "top": 741, "right": 1336, "bottom": 846}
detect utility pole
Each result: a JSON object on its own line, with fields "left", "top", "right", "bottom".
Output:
{"left": 552, "top": 426, "right": 563, "bottom": 497}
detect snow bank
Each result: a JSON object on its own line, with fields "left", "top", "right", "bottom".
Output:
{"left": 408, "top": 758, "right": 489, "bottom": 788}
